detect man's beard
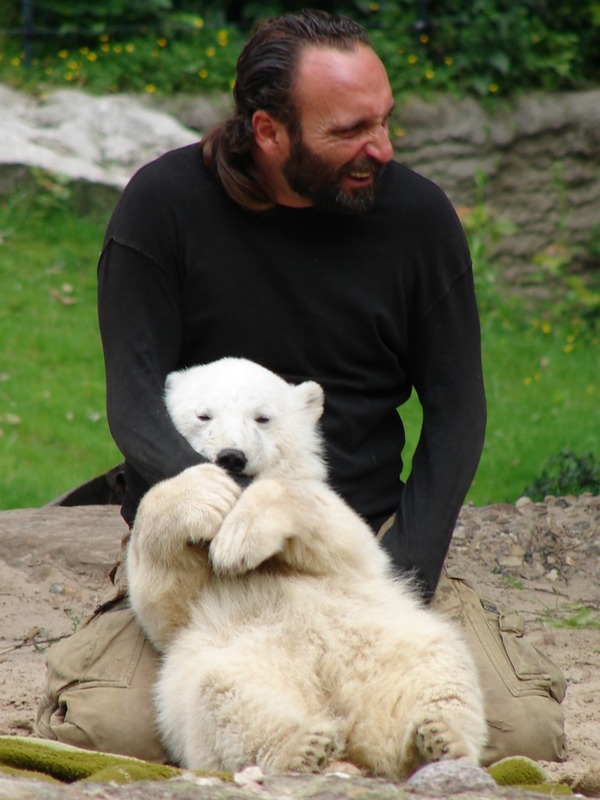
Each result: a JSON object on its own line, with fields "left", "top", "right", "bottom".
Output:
{"left": 282, "top": 133, "right": 384, "bottom": 215}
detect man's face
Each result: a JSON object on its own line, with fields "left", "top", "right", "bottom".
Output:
{"left": 279, "top": 45, "right": 394, "bottom": 213}
{"left": 282, "top": 124, "right": 384, "bottom": 214}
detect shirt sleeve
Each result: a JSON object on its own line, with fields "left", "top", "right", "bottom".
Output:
{"left": 380, "top": 267, "right": 487, "bottom": 599}
{"left": 97, "top": 238, "right": 207, "bottom": 487}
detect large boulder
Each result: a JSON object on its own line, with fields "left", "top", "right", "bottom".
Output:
{"left": 0, "top": 85, "right": 199, "bottom": 206}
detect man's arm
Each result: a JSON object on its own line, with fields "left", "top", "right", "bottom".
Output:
{"left": 97, "top": 239, "right": 206, "bottom": 488}
{"left": 381, "top": 268, "right": 486, "bottom": 599}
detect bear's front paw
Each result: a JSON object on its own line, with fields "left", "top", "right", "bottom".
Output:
{"left": 169, "top": 463, "right": 243, "bottom": 544}
{"left": 210, "top": 497, "right": 291, "bottom": 575}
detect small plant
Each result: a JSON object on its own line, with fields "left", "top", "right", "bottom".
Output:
{"left": 523, "top": 450, "right": 600, "bottom": 500}
{"left": 543, "top": 604, "right": 600, "bottom": 630}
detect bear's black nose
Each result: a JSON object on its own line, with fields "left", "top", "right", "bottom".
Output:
{"left": 216, "top": 448, "right": 247, "bottom": 475}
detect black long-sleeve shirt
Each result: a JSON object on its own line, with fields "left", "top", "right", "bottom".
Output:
{"left": 97, "top": 143, "right": 486, "bottom": 598}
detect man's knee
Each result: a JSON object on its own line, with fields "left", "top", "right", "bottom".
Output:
{"left": 36, "top": 604, "right": 168, "bottom": 763}
{"left": 433, "top": 572, "right": 567, "bottom": 765}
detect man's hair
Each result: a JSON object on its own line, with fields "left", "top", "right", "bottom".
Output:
{"left": 202, "top": 9, "right": 371, "bottom": 211}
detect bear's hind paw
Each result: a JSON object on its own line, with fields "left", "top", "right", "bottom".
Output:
{"left": 414, "top": 717, "right": 474, "bottom": 763}
{"left": 266, "top": 726, "right": 339, "bottom": 774}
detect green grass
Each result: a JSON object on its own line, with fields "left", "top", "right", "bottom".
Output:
{"left": 400, "top": 312, "right": 599, "bottom": 505}
{"left": 0, "top": 188, "right": 121, "bottom": 507}
{"left": 1, "top": 185, "right": 598, "bottom": 509}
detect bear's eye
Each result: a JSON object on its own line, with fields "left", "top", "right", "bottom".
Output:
{"left": 196, "top": 413, "right": 212, "bottom": 422}
{"left": 255, "top": 415, "right": 270, "bottom": 425}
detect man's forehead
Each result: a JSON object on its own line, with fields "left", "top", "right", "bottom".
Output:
{"left": 293, "top": 44, "right": 393, "bottom": 122}
{"left": 295, "top": 44, "right": 378, "bottom": 88}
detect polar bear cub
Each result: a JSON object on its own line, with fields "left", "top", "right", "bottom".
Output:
{"left": 127, "top": 357, "right": 486, "bottom": 778}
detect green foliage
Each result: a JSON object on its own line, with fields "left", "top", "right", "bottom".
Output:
{"left": 523, "top": 450, "right": 600, "bottom": 500}
{"left": 543, "top": 603, "right": 600, "bottom": 630}
{"left": 0, "top": 0, "right": 599, "bottom": 97}
{"left": 35, "top": 0, "right": 172, "bottom": 33}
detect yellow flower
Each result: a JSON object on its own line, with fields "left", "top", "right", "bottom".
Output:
{"left": 157, "top": 37, "right": 167, "bottom": 47}
{"left": 125, "top": 43, "right": 135, "bottom": 53}
{"left": 58, "top": 49, "right": 68, "bottom": 59}
{"left": 80, "top": 46, "right": 89, "bottom": 55}
{"left": 68, "top": 60, "right": 79, "bottom": 70}
{"left": 113, "top": 44, "right": 122, "bottom": 53}
{"left": 145, "top": 83, "right": 156, "bottom": 94}
{"left": 199, "top": 69, "right": 208, "bottom": 79}
{"left": 444, "top": 56, "right": 453, "bottom": 65}
{"left": 394, "top": 127, "right": 406, "bottom": 138}
{"left": 194, "top": 17, "right": 204, "bottom": 28}
{"left": 369, "top": 2, "right": 379, "bottom": 9}
{"left": 420, "top": 34, "right": 429, "bottom": 44}
{"left": 217, "top": 29, "right": 228, "bottom": 47}
{"left": 206, "top": 46, "right": 216, "bottom": 58}
{"left": 523, "top": 376, "right": 532, "bottom": 386}
{"left": 541, "top": 322, "right": 552, "bottom": 334}
{"left": 424, "top": 69, "right": 435, "bottom": 80}
{"left": 488, "top": 83, "right": 499, "bottom": 93}
{"left": 407, "top": 54, "right": 418, "bottom": 65}
{"left": 563, "top": 344, "right": 573, "bottom": 353}
{"left": 99, "top": 34, "right": 110, "bottom": 42}
{"left": 101, "top": 44, "right": 110, "bottom": 53}
{"left": 45, "top": 66, "right": 54, "bottom": 75}
{"left": 87, "top": 52, "right": 97, "bottom": 62}
{"left": 11, "top": 56, "right": 21, "bottom": 67}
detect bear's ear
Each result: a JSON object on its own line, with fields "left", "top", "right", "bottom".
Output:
{"left": 164, "top": 371, "right": 187, "bottom": 407}
{"left": 164, "top": 370, "right": 183, "bottom": 394}
{"left": 295, "top": 381, "right": 324, "bottom": 421}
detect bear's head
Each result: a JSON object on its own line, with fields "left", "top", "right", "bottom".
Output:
{"left": 165, "top": 358, "right": 327, "bottom": 482}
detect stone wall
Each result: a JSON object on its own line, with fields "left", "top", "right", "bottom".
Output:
{"left": 2, "top": 85, "right": 599, "bottom": 283}
{"left": 391, "top": 90, "right": 600, "bottom": 281}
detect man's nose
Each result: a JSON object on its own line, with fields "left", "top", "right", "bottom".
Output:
{"left": 364, "top": 127, "right": 394, "bottom": 164}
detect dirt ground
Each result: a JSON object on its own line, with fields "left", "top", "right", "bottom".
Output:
{"left": 0, "top": 497, "right": 599, "bottom": 790}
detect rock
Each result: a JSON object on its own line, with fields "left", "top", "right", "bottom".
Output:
{"left": 0, "top": 85, "right": 198, "bottom": 204}
{"left": 406, "top": 760, "right": 496, "bottom": 794}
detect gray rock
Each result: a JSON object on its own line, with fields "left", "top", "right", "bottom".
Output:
{"left": 406, "top": 760, "right": 496, "bottom": 794}
{"left": 0, "top": 85, "right": 198, "bottom": 192}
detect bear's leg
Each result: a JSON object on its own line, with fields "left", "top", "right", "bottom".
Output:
{"left": 156, "top": 637, "right": 340, "bottom": 773}
{"left": 340, "top": 615, "right": 486, "bottom": 778}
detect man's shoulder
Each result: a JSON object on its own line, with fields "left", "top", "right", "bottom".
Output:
{"left": 384, "top": 160, "right": 449, "bottom": 202}
{"left": 126, "top": 142, "right": 212, "bottom": 199}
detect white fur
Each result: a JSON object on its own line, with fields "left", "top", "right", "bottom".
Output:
{"left": 127, "top": 357, "right": 487, "bottom": 778}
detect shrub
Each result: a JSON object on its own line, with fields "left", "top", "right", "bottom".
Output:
{"left": 523, "top": 450, "right": 600, "bottom": 500}
{"left": 1, "top": 0, "right": 599, "bottom": 97}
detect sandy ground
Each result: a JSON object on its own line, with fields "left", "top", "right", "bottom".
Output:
{"left": 0, "top": 498, "right": 599, "bottom": 790}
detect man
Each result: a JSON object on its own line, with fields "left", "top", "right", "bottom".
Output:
{"left": 37, "top": 9, "right": 566, "bottom": 766}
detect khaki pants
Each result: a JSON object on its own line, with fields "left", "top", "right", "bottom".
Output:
{"left": 37, "top": 548, "right": 567, "bottom": 765}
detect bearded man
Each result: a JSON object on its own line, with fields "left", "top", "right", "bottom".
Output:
{"left": 38, "top": 9, "right": 566, "bottom": 767}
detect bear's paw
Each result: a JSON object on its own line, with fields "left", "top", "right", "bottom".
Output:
{"left": 414, "top": 716, "right": 475, "bottom": 763}
{"left": 262, "top": 724, "right": 340, "bottom": 774}
{"left": 171, "top": 463, "right": 243, "bottom": 544}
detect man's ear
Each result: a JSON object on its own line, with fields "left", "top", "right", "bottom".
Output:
{"left": 252, "top": 110, "right": 290, "bottom": 157}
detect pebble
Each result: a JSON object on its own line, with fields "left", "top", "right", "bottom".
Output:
{"left": 406, "top": 760, "right": 496, "bottom": 794}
